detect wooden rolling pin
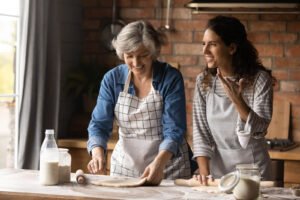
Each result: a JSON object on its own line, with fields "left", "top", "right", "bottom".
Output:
{"left": 174, "top": 178, "right": 276, "bottom": 187}
{"left": 75, "top": 169, "right": 87, "bottom": 184}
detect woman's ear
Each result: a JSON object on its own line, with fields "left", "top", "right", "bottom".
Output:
{"left": 229, "top": 43, "right": 237, "bottom": 55}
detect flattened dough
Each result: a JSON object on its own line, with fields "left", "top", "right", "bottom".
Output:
{"left": 174, "top": 178, "right": 219, "bottom": 187}
{"left": 91, "top": 176, "right": 147, "bottom": 187}
{"left": 192, "top": 186, "right": 221, "bottom": 193}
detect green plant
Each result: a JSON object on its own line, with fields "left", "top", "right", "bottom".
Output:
{"left": 65, "top": 62, "right": 110, "bottom": 99}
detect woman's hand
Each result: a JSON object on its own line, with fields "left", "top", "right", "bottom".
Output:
{"left": 217, "top": 68, "right": 250, "bottom": 122}
{"left": 141, "top": 160, "right": 164, "bottom": 185}
{"left": 194, "top": 156, "right": 211, "bottom": 186}
{"left": 87, "top": 147, "right": 107, "bottom": 175}
{"left": 140, "top": 150, "right": 172, "bottom": 185}
{"left": 217, "top": 68, "right": 245, "bottom": 104}
{"left": 193, "top": 174, "right": 214, "bottom": 186}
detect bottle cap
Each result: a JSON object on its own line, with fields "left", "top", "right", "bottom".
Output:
{"left": 45, "top": 129, "right": 54, "bottom": 134}
{"left": 59, "top": 148, "right": 69, "bottom": 152}
{"left": 218, "top": 171, "right": 240, "bottom": 193}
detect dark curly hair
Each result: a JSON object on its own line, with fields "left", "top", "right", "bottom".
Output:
{"left": 204, "top": 15, "right": 275, "bottom": 85}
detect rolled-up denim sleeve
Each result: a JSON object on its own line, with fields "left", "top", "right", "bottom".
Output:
{"left": 159, "top": 67, "right": 187, "bottom": 155}
{"left": 87, "top": 72, "right": 115, "bottom": 154}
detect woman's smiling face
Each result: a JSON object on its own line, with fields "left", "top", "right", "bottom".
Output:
{"left": 124, "top": 45, "right": 153, "bottom": 75}
{"left": 202, "top": 28, "right": 234, "bottom": 70}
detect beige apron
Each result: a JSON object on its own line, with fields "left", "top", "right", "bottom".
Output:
{"left": 207, "top": 76, "right": 271, "bottom": 179}
{"left": 111, "top": 70, "right": 191, "bottom": 179}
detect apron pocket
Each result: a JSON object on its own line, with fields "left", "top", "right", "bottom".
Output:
{"left": 121, "top": 137, "right": 161, "bottom": 174}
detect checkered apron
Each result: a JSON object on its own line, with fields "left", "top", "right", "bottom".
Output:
{"left": 110, "top": 70, "right": 191, "bottom": 179}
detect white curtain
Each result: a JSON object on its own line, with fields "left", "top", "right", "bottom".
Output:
{"left": 17, "top": 0, "right": 61, "bottom": 169}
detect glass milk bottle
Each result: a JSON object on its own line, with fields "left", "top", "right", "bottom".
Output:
{"left": 58, "top": 148, "right": 71, "bottom": 183}
{"left": 233, "top": 164, "right": 261, "bottom": 200}
{"left": 39, "top": 129, "right": 59, "bottom": 185}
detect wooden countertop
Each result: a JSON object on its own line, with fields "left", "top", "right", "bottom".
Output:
{"left": 0, "top": 169, "right": 227, "bottom": 200}
{"left": 0, "top": 169, "right": 296, "bottom": 200}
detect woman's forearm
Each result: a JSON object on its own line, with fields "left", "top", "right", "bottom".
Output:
{"left": 154, "top": 150, "right": 173, "bottom": 167}
{"left": 196, "top": 156, "right": 210, "bottom": 175}
{"left": 233, "top": 95, "right": 250, "bottom": 122}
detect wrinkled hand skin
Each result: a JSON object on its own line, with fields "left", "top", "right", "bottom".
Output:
{"left": 87, "top": 147, "right": 107, "bottom": 175}
{"left": 140, "top": 159, "right": 164, "bottom": 186}
{"left": 140, "top": 150, "right": 172, "bottom": 186}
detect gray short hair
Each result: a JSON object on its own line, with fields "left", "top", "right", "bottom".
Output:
{"left": 112, "top": 20, "right": 167, "bottom": 60}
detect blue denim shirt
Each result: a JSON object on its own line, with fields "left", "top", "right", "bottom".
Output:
{"left": 87, "top": 60, "right": 187, "bottom": 156}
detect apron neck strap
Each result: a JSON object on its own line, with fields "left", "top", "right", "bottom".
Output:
{"left": 123, "top": 70, "right": 132, "bottom": 93}
{"left": 212, "top": 76, "right": 218, "bottom": 92}
{"left": 123, "top": 69, "right": 155, "bottom": 93}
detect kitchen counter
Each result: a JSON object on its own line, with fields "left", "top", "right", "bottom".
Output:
{"left": 0, "top": 168, "right": 299, "bottom": 200}
{"left": 58, "top": 138, "right": 300, "bottom": 187}
{"left": 58, "top": 139, "right": 300, "bottom": 187}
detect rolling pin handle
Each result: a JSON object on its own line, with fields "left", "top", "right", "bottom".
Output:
{"left": 75, "top": 169, "right": 86, "bottom": 184}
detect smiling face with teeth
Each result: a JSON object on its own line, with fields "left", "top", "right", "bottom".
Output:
{"left": 123, "top": 45, "right": 153, "bottom": 76}
{"left": 202, "top": 28, "right": 236, "bottom": 76}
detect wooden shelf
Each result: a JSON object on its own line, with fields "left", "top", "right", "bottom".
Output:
{"left": 269, "top": 145, "right": 300, "bottom": 161}
{"left": 58, "top": 139, "right": 117, "bottom": 150}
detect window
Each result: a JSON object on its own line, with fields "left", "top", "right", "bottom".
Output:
{"left": 0, "top": 0, "right": 19, "bottom": 168}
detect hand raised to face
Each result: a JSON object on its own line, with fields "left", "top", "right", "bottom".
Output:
{"left": 217, "top": 68, "right": 246, "bottom": 104}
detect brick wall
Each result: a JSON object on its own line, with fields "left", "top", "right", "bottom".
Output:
{"left": 81, "top": 0, "right": 300, "bottom": 143}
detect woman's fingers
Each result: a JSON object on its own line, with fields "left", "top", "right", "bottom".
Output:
{"left": 88, "top": 147, "right": 106, "bottom": 174}
{"left": 217, "top": 69, "right": 242, "bottom": 101}
{"left": 200, "top": 174, "right": 208, "bottom": 186}
{"left": 217, "top": 69, "right": 232, "bottom": 91}
{"left": 87, "top": 160, "right": 95, "bottom": 173}
{"left": 87, "top": 159, "right": 98, "bottom": 174}
{"left": 141, "top": 165, "right": 163, "bottom": 186}
{"left": 238, "top": 78, "right": 246, "bottom": 93}
{"left": 87, "top": 157, "right": 106, "bottom": 174}
{"left": 193, "top": 174, "right": 212, "bottom": 186}
{"left": 217, "top": 68, "right": 240, "bottom": 92}
{"left": 140, "top": 166, "right": 149, "bottom": 179}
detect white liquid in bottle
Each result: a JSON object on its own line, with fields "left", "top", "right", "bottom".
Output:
{"left": 39, "top": 129, "right": 59, "bottom": 185}
{"left": 40, "top": 161, "right": 59, "bottom": 185}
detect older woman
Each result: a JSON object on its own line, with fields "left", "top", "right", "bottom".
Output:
{"left": 87, "top": 20, "right": 192, "bottom": 185}
{"left": 193, "top": 15, "right": 275, "bottom": 185}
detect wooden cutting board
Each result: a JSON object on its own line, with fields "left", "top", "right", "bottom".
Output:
{"left": 266, "top": 98, "right": 290, "bottom": 140}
